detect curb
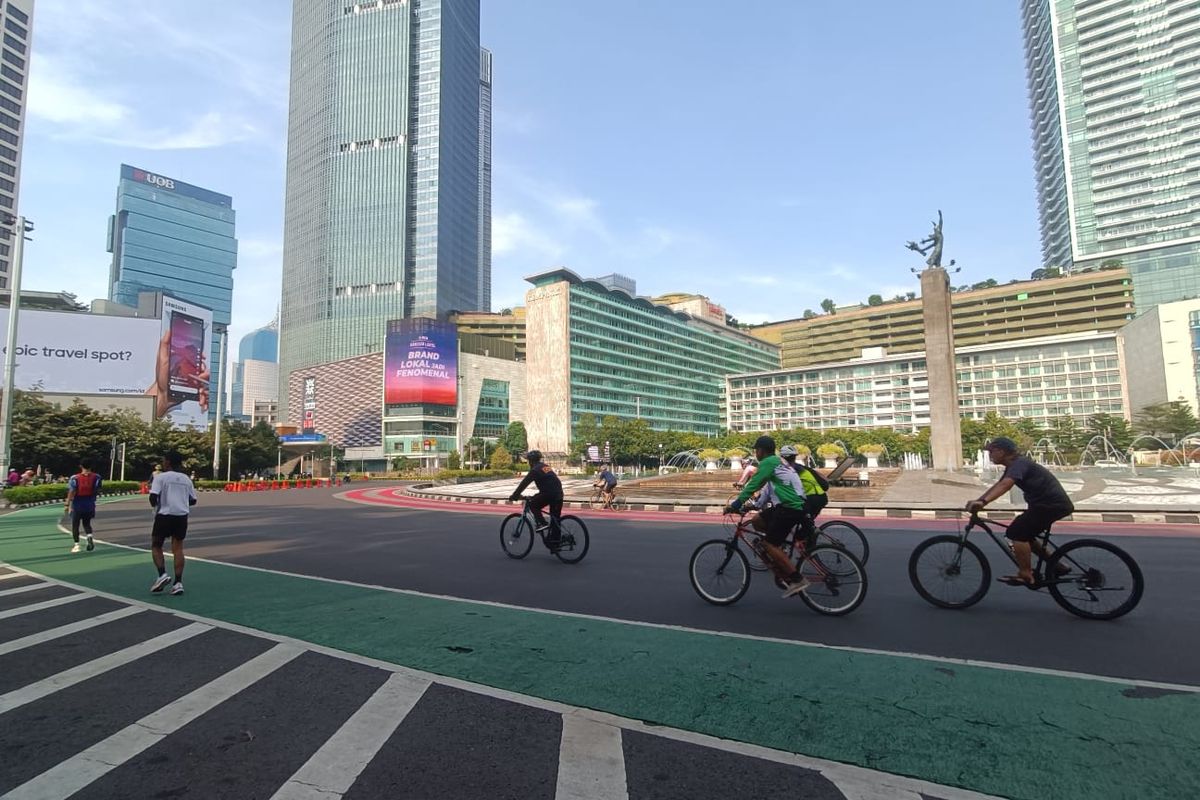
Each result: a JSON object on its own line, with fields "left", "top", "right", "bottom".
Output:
{"left": 402, "top": 486, "right": 1200, "bottom": 525}
{"left": 2, "top": 487, "right": 226, "bottom": 510}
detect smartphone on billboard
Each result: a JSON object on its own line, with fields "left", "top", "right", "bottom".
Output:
{"left": 167, "top": 311, "right": 205, "bottom": 405}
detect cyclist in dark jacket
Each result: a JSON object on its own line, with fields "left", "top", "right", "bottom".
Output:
{"left": 509, "top": 450, "right": 564, "bottom": 548}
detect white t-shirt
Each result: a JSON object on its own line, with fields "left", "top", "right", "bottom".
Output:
{"left": 150, "top": 471, "right": 197, "bottom": 516}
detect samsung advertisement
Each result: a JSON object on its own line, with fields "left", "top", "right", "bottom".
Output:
{"left": 384, "top": 319, "right": 458, "bottom": 410}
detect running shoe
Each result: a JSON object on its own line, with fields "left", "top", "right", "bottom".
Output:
{"left": 781, "top": 578, "right": 811, "bottom": 598}
{"left": 151, "top": 574, "right": 171, "bottom": 593}
{"left": 170, "top": 582, "right": 184, "bottom": 596}
{"left": 70, "top": 544, "right": 82, "bottom": 553}
{"left": 86, "top": 535, "right": 94, "bottom": 552}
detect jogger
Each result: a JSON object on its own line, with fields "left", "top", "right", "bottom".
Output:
{"left": 149, "top": 451, "right": 197, "bottom": 596}
{"left": 64, "top": 459, "right": 102, "bottom": 553}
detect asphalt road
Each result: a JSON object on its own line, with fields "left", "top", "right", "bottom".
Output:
{"left": 90, "top": 488, "right": 1200, "bottom": 686}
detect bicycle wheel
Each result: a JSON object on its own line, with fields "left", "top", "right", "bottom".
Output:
{"left": 817, "top": 520, "right": 870, "bottom": 565}
{"left": 500, "top": 513, "right": 535, "bottom": 559}
{"left": 1046, "top": 539, "right": 1144, "bottom": 620}
{"left": 554, "top": 516, "right": 590, "bottom": 564}
{"left": 795, "top": 545, "right": 867, "bottom": 616}
{"left": 610, "top": 494, "right": 627, "bottom": 511}
{"left": 908, "top": 535, "right": 990, "bottom": 609}
{"left": 689, "top": 539, "right": 751, "bottom": 605}
{"left": 588, "top": 489, "right": 604, "bottom": 509}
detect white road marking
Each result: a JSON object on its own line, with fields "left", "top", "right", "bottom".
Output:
{"left": 0, "top": 592, "right": 89, "bottom": 620}
{"left": 0, "top": 581, "right": 50, "bottom": 597}
{"left": 0, "top": 571, "right": 25, "bottom": 580}
{"left": 0, "top": 606, "right": 144, "bottom": 656}
{"left": 830, "top": 773, "right": 924, "bottom": 800}
{"left": 556, "top": 714, "right": 628, "bottom": 800}
{"left": 0, "top": 622, "right": 210, "bottom": 714}
{"left": 269, "top": 671, "right": 431, "bottom": 800}
{"left": 3, "top": 643, "right": 303, "bottom": 800}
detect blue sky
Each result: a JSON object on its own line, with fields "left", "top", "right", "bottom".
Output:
{"left": 21, "top": 0, "right": 1041, "bottom": 356}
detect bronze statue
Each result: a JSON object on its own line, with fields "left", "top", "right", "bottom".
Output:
{"left": 906, "top": 210, "right": 955, "bottom": 269}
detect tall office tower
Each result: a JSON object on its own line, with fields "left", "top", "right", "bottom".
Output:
{"left": 1021, "top": 0, "right": 1200, "bottom": 311}
{"left": 107, "top": 165, "right": 237, "bottom": 415}
{"left": 0, "top": 0, "right": 33, "bottom": 289}
{"left": 230, "top": 319, "right": 279, "bottom": 421}
{"left": 279, "top": 0, "right": 489, "bottom": 420}
{"left": 478, "top": 47, "right": 493, "bottom": 313}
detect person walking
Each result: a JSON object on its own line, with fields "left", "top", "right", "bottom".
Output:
{"left": 149, "top": 451, "right": 197, "bottom": 596}
{"left": 64, "top": 459, "right": 102, "bottom": 553}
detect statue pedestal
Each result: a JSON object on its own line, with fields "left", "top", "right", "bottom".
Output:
{"left": 920, "top": 267, "right": 962, "bottom": 470}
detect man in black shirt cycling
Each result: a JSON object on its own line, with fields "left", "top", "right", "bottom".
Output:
{"left": 509, "top": 450, "right": 564, "bottom": 549}
{"left": 967, "top": 437, "right": 1075, "bottom": 586}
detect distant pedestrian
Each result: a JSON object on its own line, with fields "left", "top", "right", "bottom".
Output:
{"left": 6, "top": 468, "right": 18, "bottom": 487}
{"left": 148, "top": 451, "right": 197, "bottom": 596}
{"left": 20, "top": 468, "right": 34, "bottom": 486}
{"left": 64, "top": 459, "right": 103, "bottom": 553}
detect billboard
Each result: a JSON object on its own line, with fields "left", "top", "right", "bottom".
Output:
{"left": 384, "top": 319, "right": 457, "bottom": 407}
{"left": 121, "top": 164, "right": 233, "bottom": 208}
{"left": 156, "top": 295, "right": 214, "bottom": 429}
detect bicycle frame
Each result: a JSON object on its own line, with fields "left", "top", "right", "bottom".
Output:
{"left": 963, "top": 513, "right": 1070, "bottom": 586}
{"left": 515, "top": 496, "right": 559, "bottom": 542}
{"left": 726, "top": 512, "right": 824, "bottom": 577}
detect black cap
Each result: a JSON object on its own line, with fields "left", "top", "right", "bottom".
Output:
{"left": 753, "top": 435, "right": 776, "bottom": 454}
{"left": 526, "top": 450, "right": 542, "bottom": 463}
{"left": 985, "top": 437, "right": 1018, "bottom": 453}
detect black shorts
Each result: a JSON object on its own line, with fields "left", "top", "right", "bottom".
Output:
{"left": 760, "top": 505, "right": 807, "bottom": 547}
{"left": 1006, "top": 506, "right": 1073, "bottom": 543}
{"left": 151, "top": 515, "right": 189, "bottom": 546}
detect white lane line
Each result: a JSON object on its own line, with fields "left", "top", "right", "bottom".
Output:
{"left": 0, "top": 622, "right": 211, "bottom": 714}
{"left": 0, "top": 606, "right": 145, "bottom": 656}
{"left": 269, "top": 671, "right": 431, "bottom": 800}
{"left": 0, "top": 593, "right": 89, "bottom": 621}
{"left": 0, "top": 571, "right": 26, "bottom": 581}
{"left": 555, "top": 714, "right": 628, "bottom": 800}
{"left": 829, "top": 772, "right": 924, "bottom": 800}
{"left": 3, "top": 643, "right": 304, "bottom": 800}
{"left": 0, "top": 581, "right": 50, "bottom": 597}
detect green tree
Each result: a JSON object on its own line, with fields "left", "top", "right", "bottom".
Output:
{"left": 500, "top": 421, "right": 528, "bottom": 456}
{"left": 1099, "top": 259, "right": 1123, "bottom": 270}
{"left": 1162, "top": 401, "right": 1200, "bottom": 439}
{"left": 1046, "top": 416, "right": 1086, "bottom": 460}
{"left": 1086, "top": 413, "right": 1133, "bottom": 450}
{"left": 489, "top": 444, "right": 513, "bottom": 471}
{"left": 447, "top": 449, "right": 461, "bottom": 470}
{"left": 1134, "top": 403, "right": 1173, "bottom": 439}
{"left": 867, "top": 294, "right": 883, "bottom": 306}
{"left": 802, "top": 309, "right": 816, "bottom": 319}
{"left": 819, "top": 298, "right": 836, "bottom": 315}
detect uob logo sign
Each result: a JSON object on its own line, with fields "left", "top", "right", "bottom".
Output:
{"left": 131, "top": 168, "right": 175, "bottom": 191}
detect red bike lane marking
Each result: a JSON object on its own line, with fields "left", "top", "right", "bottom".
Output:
{"left": 337, "top": 488, "right": 1197, "bottom": 536}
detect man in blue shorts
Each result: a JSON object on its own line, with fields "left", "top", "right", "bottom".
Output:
{"left": 64, "top": 459, "right": 102, "bottom": 553}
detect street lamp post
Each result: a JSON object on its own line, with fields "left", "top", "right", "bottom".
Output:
{"left": 0, "top": 214, "right": 32, "bottom": 480}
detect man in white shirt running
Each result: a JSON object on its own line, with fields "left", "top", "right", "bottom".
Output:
{"left": 149, "top": 451, "right": 197, "bottom": 596}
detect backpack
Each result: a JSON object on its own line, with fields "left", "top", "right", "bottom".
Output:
{"left": 802, "top": 464, "right": 830, "bottom": 492}
{"left": 74, "top": 472, "right": 99, "bottom": 498}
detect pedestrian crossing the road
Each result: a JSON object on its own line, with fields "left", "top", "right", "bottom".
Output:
{"left": 0, "top": 564, "right": 997, "bottom": 800}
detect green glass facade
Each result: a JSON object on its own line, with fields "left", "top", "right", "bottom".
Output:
{"left": 472, "top": 378, "right": 509, "bottom": 438}
{"left": 562, "top": 281, "right": 779, "bottom": 435}
{"left": 1021, "top": 0, "right": 1200, "bottom": 311}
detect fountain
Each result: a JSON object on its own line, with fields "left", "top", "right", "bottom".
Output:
{"left": 1078, "top": 435, "right": 1128, "bottom": 469}
{"left": 1031, "top": 437, "right": 1069, "bottom": 469}
{"left": 1126, "top": 435, "right": 1189, "bottom": 468}
{"left": 902, "top": 452, "right": 926, "bottom": 470}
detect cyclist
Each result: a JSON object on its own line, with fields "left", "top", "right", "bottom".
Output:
{"left": 726, "top": 436, "right": 810, "bottom": 598}
{"left": 966, "top": 436, "right": 1074, "bottom": 587}
{"left": 508, "top": 450, "right": 564, "bottom": 549}
{"left": 594, "top": 464, "right": 618, "bottom": 509}
{"left": 780, "top": 445, "right": 827, "bottom": 547}
{"left": 732, "top": 457, "right": 757, "bottom": 489}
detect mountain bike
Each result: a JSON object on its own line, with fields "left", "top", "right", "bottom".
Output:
{"left": 589, "top": 485, "right": 626, "bottom": 511}
{"left": 908, "top": 512, "right": 1143, "bottom": 620}
{"left": 689, "top": 510, "right": 868, "bottom": 616}
{"left": 745, "top": 516, "right": 869, "bottom": 572}
{"left": 500, "top": 497, "right": 590, "bottom": 564}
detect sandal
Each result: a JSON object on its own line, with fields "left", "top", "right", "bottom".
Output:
{"left": 997, "top": 575, "right": 1034, "bottom": 587}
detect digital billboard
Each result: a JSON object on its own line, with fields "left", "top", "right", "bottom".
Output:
{"left": 156, "top": 295, "right": 215, "bottom": 429}
{"left": 384, "top": 319, "right": 457, "bottom": 407}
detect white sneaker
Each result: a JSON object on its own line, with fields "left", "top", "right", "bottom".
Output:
{"left": 781, "top": 578, "right": 811, "bottom": 598}
{"left": 170, "top": 582, "right": 184, "bottom": 596}
{"left": 151, "top": 574, "right": 171, "bottom": 593}
{"left": 86, "top": 535, "right": 94, "bottom": 552}
{"left": 70, "top": 544, "right": 82, "bottom": 553}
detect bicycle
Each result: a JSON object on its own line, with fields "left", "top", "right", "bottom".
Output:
{"left": 589, "top": 485, "right": 626, "bottom": 511}
{"left": 689, "top": 510, "right": 868, "bottom": 615}
{"left": 500, "top": 497, "right": 590, "bottom": 564}
{"left": 745, "top": 515, "right": 869, "bottom": 572}
{"left": 908, "top": 512, "right": 1144, "bottom": 620}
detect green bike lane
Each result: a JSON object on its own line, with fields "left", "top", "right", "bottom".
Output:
{"left": 3, "top": 504, "right": 1197, "bottom": 800}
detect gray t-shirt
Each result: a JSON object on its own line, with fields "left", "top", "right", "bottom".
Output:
{"left": 1002, "top": 456, "right": 1073, "bottom": 510}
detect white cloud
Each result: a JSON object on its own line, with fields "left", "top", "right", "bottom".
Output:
{"left": 96, "top": 111, "right": 262, "bottom": 152}
{"left": 28, "top": 57, "right": 130, "bottom": 126}
{"left": 492, "top": 211, "right": 564, "bottom": 260}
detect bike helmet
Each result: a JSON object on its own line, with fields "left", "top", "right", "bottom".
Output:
{"left": 526, "top": 449, "right": 542, "bottom": 463}
{"left": 779, "top": 445, "right": 798, "bottom": 459}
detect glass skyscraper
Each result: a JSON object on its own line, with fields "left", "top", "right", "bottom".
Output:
{"left": 279, "top": 0, "right": 491, "bottom": 420}
{"left": 107, "top": 164, "right": 237, "bottom": 413}
{"left": 0, "top": 0, "right": 33, "bottom": 290}
{"left": 1020, "top": 0, "right": 1200, "bottom": 311}
{"left": 230, "top": 319, "right": 279, "bottom": 420}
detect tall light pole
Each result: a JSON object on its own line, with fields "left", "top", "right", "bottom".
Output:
{"left": 211, "top": 329, "right": 227, "bottom": 478}
{"left": 0, "top": 214, "right": 32, "bottom": 479}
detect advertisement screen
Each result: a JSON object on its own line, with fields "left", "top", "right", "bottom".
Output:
{"left": 157, "top": 295, "right": 214, "bottom": 429}
{"left": 384, "top": 319, "right": 457, "bottom": 407}
{"left": 0, "top": 308, "right": 159, "bottom": 395}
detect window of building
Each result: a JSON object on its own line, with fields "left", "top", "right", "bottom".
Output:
{"left": 0, "top": 79, "right": 20, "bottom": 100}
{"left": 0, "top": 47, "right": 20, "bottom": 70}
{"left": 0, "top": 63, "right": 19, "bottom": 83}
{"left": 2, "top": 33, "right": 23, "bottom": 55}
{"left": 5, "top": 4, "right": 27, "bottom": 24}
{"left": 4, "top": 18, "right": 25, "bottom": 39}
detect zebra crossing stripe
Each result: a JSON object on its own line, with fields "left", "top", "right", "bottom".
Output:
{"left": 0, "top": 606, "right": 145, "bottom": 656}
{"left": 3, "top": 643, "right": 304, "bottom": 800}
{"left": 0, "top": 593, "right": 88, "bottom": 620}
{"left": 0, "top": 571, "right": 26, "bottom": 580}
{"left": 826, "top": 772, "right": 924, "bottom": 800}
{"left": 269, "top": 671, "right": 432, "bottom": 800}
{"left": 0, "top": 581, "right": 50, "bottom": 597}
{"left": 555, "top": 714, "right": 629, "bottom": 800}
{"left": 0, "top": 622, "right": 211, "bottom": 714}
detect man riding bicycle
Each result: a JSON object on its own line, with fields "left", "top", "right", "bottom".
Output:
{"left": 594, "top": 464, "right": 618, "bottom": 509}
{"left": 966, "top": 437, "right": 1074, "bottom": 586}
{"left": 726, "top": 436, "right": 810, "bottom": 598}
{"left": 509, "top": 450, "right": 564, "bottom": 550}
